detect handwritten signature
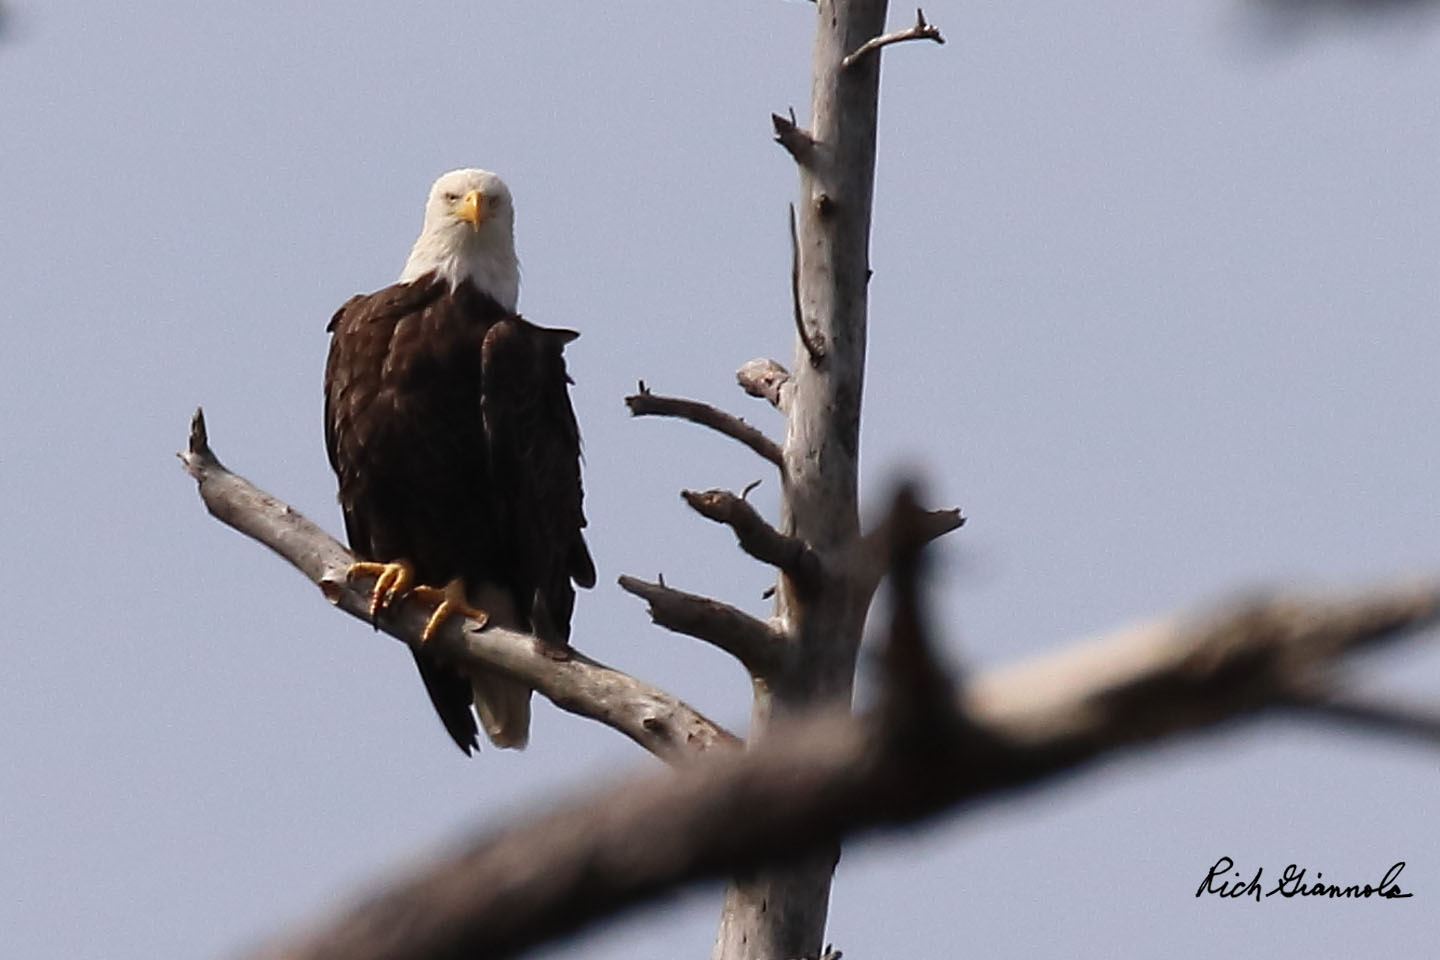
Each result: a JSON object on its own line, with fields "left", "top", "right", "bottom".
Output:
{"left": 1196, "top": 857, "right": 1411, "bottom": 900}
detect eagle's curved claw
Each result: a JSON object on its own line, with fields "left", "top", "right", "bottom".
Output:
{"left": 346, "top": 565, "right": 488, "bottom": 642}
{"left": 347, "top": 560, "right": 416, "bottom": 625}
{"left": 413, "top": 578, "right": 490, "bottom": 644}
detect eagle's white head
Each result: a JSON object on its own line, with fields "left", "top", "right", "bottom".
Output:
{"left": 399, "top": 168, "right": 519, "bottom": 311}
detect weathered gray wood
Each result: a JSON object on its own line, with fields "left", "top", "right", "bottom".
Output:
{"left": 179, "top": 408, "right": 740, "bottom": 764}
{"left": 712, "top": 1, "right": 898, "bottom": 956}
{"left": 840, "top": 7, "right": 945, "bottom": 70}
{"left": 626, "top": 386, "right": 784, "bottom": 468}
{"left": 682, "top": 489, "right": 824, "bottom": 593}
{"left": 736, "top": 358, "right": 793, "bottom": 411}
{"left": 618, "top": 574, "right": 790, "bottom": 678}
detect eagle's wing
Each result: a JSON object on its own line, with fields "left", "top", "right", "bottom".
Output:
{"left": 323, "top": 280, "right": 441, "bottom": 551}
{"left": 480, "top": 317, "right": 595, "bottom": 642}
{"left": 323, "top": 280, "right": 482, "bottom": 755}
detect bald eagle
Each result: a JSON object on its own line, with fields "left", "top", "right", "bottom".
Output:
{"left": 323, "top": 169, "right": 595, "bottom": 753}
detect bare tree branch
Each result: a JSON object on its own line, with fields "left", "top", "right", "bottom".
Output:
{"left": 178, "top": 408, "right": 739, "bottom": 763}
{"left": 736, "top": 358, "right": 792, "bottom": 412}
{"left": 236, "top": 505, "right": 1440, "bottom": 960}
{"left": 772, "top": 110, "right": 818, "bottom": 166}
{"left": 1282, "top": 690, "right": 1440, "bottom": 747}
{"left": 858, "top": 504, "right": 965, "bottom": 594}
{"left": 966, "top": 583, "right": 1440, "bottom": 742}
{"left": 840, "top": 7, "right": 945, "bottom": 70}
{"left": 681, "top": 488, "right": 823, "bottom": 594}
{"left": 626, "top": 384, "right": 783, "bottom": 469}
{"left": 618, "top": 574, "right": 789, "bottom": 678}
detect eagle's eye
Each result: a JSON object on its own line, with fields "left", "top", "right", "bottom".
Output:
{"left": 443, "top": 191, "right": 460, "bottom": 203}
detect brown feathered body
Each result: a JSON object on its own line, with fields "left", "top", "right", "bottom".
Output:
{"left": 323, "top": 271, "right": 595, "bottom": 753}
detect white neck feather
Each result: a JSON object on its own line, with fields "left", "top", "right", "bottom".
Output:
{"left": 399, "top": 231, "right": 519, "bottom": 312}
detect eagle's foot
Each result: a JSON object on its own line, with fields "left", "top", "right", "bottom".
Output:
{"left": 348, "top": 560, "right": 416, "bottom": 625}
{"left": 413, "top": 578, "right": 490, "bottom": 644}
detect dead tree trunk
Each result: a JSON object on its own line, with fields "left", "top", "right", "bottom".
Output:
{"left": 712, "top": 2, "right": 902, "bottom": 957}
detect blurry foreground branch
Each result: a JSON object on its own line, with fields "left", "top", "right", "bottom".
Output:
{"left": 232, "top": 480, "right": 1440, "bottom": 960}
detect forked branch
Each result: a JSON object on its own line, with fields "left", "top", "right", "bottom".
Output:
{"left": 841, "top": 7, "right": 945, "bottom": 70}
{"left": 618, "top": 575, "right": 789, "bottom": 678}
{"left": 626, "top": 383, "right": 783, "bottom": 469}
{"left": 772, "top": 109, "right": 818, "bottom": 166}
{"left": 178, "top": 408, "right": 739, "bottom": 764}
{"left": 859, "top": 503, "right": 965, "bottom": 594}
{"left": 681, "top": 488, "right": 823, "bottom": 594}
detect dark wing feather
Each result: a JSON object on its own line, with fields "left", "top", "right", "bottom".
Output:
{"left": 408, "top": 652, "right": 482, "bottom": 756}
{"left": 323, "top": 277, "right": 482, "bottom": 755}
{"left": 480, "top": 318, "right": 594, "bottom": 641}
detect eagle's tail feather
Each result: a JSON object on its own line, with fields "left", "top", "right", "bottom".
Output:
{"left": 470, "top": 672, "right": 532, "bottom": 749}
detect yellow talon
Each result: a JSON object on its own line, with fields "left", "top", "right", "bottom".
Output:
{"left": 347, "top": 560, "right": 416, "bottom": 623}
{"left": 345, "top": 566, "right": 487, "bottom": 640}
{"left": 412, "top": 578, "right": 490, "bottom": 644}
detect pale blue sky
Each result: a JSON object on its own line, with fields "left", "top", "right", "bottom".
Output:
{"left": 2, "top": 2, "right": 1438, "bottom": 958}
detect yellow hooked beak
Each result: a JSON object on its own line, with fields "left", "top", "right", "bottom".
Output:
{"left": 455, "top": 189, "right": 484, "bottom": 230}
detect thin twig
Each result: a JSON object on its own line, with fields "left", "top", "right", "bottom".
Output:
{"left": 1283, "top": 691, "right": 1440, "bottom": 747}
{"left": 625, "top": 389, "right": 783, "bottom": 469}
{"left": 841, "top": 7, "right": 946, "bottom": 70}
{"left": 179, "top": 408, "right": 739, "bottom": 764}
{"left": 790, "top": 203, "right": 825, "bottom": 365}
{"left": 618, "top": 575, "right": 789, "bottom": 678}
{"left": 681, "top": 488, "right": 823, "bottom": 594}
